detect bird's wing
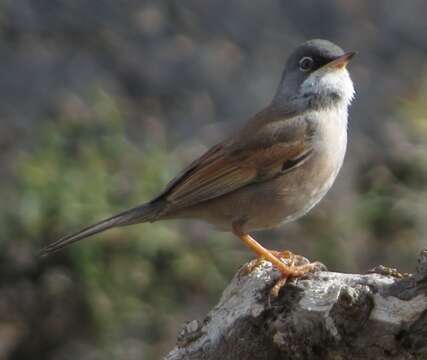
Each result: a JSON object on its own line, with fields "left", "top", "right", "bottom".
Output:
{"left": 157, "top": 107, "right": 314, "bottom": 211}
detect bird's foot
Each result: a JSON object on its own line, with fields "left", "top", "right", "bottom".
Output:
{"left": 240, "top": 249, "right": 325, "bottom": 297}
{"left": 368, "top": 265, "right": 411, "bottom": 279}
{"left": 240, "top": 250, "right": 298, "bottom": 276}
{"left": 270, "top": 257, "right": 326, "bottom": 297}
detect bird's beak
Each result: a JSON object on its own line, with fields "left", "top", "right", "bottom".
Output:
{"left": 324, "top": 51, "right": 356, "bottom": 70}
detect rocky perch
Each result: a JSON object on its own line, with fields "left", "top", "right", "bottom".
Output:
{"left": 165, "top": 250, "right": 427, "bottom": 360}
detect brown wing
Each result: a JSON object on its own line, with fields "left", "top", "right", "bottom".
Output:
{"left": 162, "top": 144, "right": 257, "bottom": 208}
{"left": 157, "top": 107, "right": 313, "bottom": 210}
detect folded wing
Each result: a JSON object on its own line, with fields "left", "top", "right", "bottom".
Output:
{"left": 158, "top": 110, "right": 314, "bottom": 211}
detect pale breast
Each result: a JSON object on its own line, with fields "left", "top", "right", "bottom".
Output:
{"left": 310, "top": 105, "right": 348, "bottom": 169}
{"left": 290, "top": 105, "right": 348, "bottom": 216}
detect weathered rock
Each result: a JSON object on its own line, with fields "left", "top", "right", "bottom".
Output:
{"left": 165, "top": 250, "right": 427, "bottom": 360}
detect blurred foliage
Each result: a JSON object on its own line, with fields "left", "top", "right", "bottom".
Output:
{"left": 351, "top": 78, "right": 427, "bottom": 270}
{"left": 0, "top": 1, "right": 427, "bottom": 358}
{"left": 1, "top": 81, "right": 426, "bottom": 359}
{"left": 0, "top": 90, "right": 241, "bottom": 359}
{"left": 0, "top": 77, "right": 426, "bottom": 360}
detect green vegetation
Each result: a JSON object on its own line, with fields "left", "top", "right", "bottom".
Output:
{"left": 352, "top": 81, "right": 427, "bottom": 271}
{"left": 0, "top": 90, "right": 241, "bottom": 358}
{"left": 1, "top": 82, "right": 427, "bottom": 358}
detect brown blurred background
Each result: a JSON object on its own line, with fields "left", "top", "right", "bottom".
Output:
{"left": 1, "top": 1, "right": 427, "bottom": 359}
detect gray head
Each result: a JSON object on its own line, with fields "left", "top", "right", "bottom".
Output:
{"left": 274, "top": 39, "right": 355, "bottom": 110}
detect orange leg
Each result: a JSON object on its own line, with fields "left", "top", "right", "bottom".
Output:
{"left": 232, "top": 224, "right": 318, "bottom": 278}
{"left": 243, "top": 249, "right": 303, "bottom": 274}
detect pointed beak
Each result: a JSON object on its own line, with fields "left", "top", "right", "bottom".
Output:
{"left": 324, "top": 51, "right": 356, "bottom": 70}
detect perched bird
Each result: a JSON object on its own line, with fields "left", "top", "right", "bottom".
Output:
{"left": 41, "top": 39, "right": 355, "bottom": 281}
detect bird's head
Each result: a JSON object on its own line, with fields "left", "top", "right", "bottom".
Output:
{"left": 275, "top": 39, "right": 355, "bottom": 110}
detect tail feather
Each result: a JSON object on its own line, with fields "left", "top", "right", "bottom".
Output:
{"left": 40, "top": 201, "right": 162, "bottom": 256}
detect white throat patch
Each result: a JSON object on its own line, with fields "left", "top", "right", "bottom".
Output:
{"left": 300, "top": 68, "right": 355, "bottom": 107}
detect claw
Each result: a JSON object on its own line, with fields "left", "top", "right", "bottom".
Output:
{"left": 269, "top": 261, "right": 325, "bottom": 297}
{"left": 239, "top": 248, "right": 325, "bottom": 297}
{"left": 270, "top": 276, "right": 289, "bottom": 297}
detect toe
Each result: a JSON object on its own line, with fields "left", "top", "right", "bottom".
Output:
{"left": 239, "top": 257, "right": 265, "bottom": 276}
{"left": 270, "top": 276, "right": 288, "bottom": 297}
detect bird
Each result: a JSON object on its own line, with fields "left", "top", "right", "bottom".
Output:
{"left": 41, "top": 39, "right": 355, "bottom": 282}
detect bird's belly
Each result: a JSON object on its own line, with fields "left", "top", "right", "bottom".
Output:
{"left": 243, "top": 162, "right": 340, "bottom": 231}
{"left": 179, "top": 153, "right": 343, "bottom": 233}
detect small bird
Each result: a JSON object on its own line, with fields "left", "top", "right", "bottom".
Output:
{"left": 41, "top": 39, "right": 355, "bottom": 281}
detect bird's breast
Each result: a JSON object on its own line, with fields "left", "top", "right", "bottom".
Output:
{"left": 274, "top": 106, "right": 349, "bottom": 223}
{"left": 310, "top": 105, "right": 348, "bottom": 173}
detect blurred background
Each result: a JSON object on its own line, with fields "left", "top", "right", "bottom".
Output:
{"left": 1, "top": 1, "right": 427, "bottom": 359}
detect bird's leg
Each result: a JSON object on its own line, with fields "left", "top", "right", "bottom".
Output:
{"left": 232, "top": 224, "right": 319, "bottom": 279}
{"left": 241, "top": 250, "right": 297, "bottom": 275}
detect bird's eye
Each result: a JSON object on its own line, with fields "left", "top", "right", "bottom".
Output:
{"left": 299, "top": 56, "right": 314, "bottom": 72}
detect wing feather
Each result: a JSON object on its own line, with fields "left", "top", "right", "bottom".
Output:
{"left": 166, "top": 150, "right": 257, "bottom": 206}
{"left": 157, "top": 108, "right": 314, "bottom": 210}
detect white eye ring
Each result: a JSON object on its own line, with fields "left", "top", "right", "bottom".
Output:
{"left": 299, "top": 56, "right": 314, "bottom": 72}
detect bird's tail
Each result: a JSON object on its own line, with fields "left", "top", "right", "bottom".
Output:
{"left": 40, "top": 201, "right": 163, "bottom": 256}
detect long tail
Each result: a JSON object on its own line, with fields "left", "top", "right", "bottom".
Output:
{"left": 40, "top": 201, "right": 163, "bottom": 256}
